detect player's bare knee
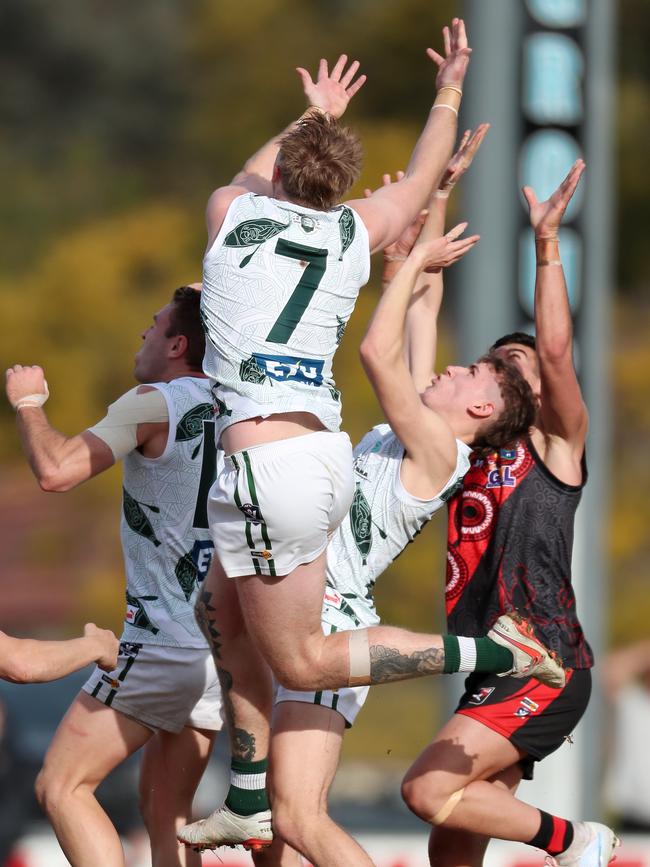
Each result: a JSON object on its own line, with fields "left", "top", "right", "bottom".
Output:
{"left": 271, "top": 800, "right": 319, "bottom": 851}
{"left": 402, "top": 776, "right": 464, "bottom": 826}
{"left": 35, "top": 765, "right": 69, "bottom": 815}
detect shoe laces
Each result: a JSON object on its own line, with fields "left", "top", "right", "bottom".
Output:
{"left": 544, "top": 857, "right": 559, "bottom": 866}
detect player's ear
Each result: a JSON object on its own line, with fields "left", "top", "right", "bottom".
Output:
{"left": 272, "top": 161, "right": 282, "bottom": 184}
{"left": 468, "top": 401, "right": 494, "bottom": 420}
{"left": 169, "top": 334, "right": 188, "bottom": 359}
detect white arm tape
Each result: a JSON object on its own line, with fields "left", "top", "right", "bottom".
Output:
{"left": 13, "top": 381, "right": 49, "bottom": 411}
{"left": 87, "top": 387, "right": 169, "bottom": 461}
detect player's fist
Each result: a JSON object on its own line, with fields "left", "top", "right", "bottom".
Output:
{"left": 5, "top": 364, "right": 49, "bottom": 410}
{"left": 84, "top": 623, "right": 119, "bottom": 673}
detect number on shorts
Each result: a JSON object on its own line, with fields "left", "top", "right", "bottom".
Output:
{"left": 266, "top": 239, "right": 328, "bottom": 344}
{"left": 192, "top": 420, "right": 217, "bottom": 530}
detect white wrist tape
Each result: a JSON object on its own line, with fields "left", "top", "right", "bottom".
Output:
{"left": 87, "top": 386, "right": 169, "bottom": 460}
{"left": 14, "top": 383, "right": 49, "bottom": 411}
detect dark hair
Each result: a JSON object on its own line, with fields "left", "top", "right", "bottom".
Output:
{"left": 470, "top": 352, "right": 536, "bottom": 453}
{"left": 490, "top": 332, "right": 536, "bottom": 352}
{"left": 277, "top": 112, "right": 363, "bottom": 210}
{"left": 166, "top": 286, "right": 205, "bottom": 372}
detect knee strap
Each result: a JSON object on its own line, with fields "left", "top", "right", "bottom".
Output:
{"left": 348, "top": 630, "right": 370, "bottom": 686}
{"left": 429, "top": 787, "right": 466, "bottom": 826}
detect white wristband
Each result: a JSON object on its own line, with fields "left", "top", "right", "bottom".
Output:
{"left": 13, "top": 383, "right": 49, "bottom": 411}
{"left": 432, "top": 103, "right": 458, "bottom": 117}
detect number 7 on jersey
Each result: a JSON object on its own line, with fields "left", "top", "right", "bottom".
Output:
{"left": 266, "top": 239, "right": 328, "bottom": 344}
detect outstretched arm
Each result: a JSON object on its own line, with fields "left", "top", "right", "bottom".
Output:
{"left": 405, "top": 123, "right": 490, "bottom": 390}
{"left": 0, "top": 623, "right": 119, "bottom": 683}
{"left": 524, "top": 159, "right": 588, "bottom": 458}
{"left": 5, "top": 365, "right": 114, "bottom": 491}
{"left": 348, "top": 18, "right": 471, "bottom": 252}
{"left": 360, "top": 228, "right": 479, "bottom": 497}
{"left": 206, "top": 55, "right": 366, "bottom": 246}
{"left": 5, "top": 365, "right": 169, "bottom": 491}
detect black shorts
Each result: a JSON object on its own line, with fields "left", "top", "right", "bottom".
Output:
{"left": 456, "top": 668, "right": 592, "bottom": 780}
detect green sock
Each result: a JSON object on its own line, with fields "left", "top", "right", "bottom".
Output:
{"left": 224, "top": 757, "right": 269, "bottom": 816}
{"left": 442, "top": 635, "right": 514, "bottom": 674}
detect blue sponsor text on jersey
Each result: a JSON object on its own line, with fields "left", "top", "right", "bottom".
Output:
{"left": 192, "top": 540, "right": 215, "bottom": 581}
{"left": 253, "top": 353, "right": 324, "bottom": 386}
{"left": 486, "top": 466, "right": 517, "bottom": 489}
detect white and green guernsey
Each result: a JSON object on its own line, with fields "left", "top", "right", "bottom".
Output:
{"left": 201, "top": 193, "right": 370, "bottom": 438}
{"left": 121, "top": 377, "right": 217, "bottom": 647}
{"left": 323, "top": 424, "right": 472, "bottom": 630}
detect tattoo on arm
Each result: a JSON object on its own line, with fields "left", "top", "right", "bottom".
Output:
{"left": 369, "top": 644, "right": 445, "bottom": 684}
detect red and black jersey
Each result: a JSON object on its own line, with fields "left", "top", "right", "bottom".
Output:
{"left": 446, "top": 437, "right": 593, "bottom": 669}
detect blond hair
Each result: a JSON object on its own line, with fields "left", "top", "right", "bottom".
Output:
{"left": 277, "top": 112, "right": 363, "bottom": 210}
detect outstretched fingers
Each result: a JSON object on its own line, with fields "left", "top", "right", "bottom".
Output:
{"left": 426, "top": 46, "right": 445, "bottom": 68}
{"left": 446, "top": 234, "right": 480, "bottom": 262}
{"left": 295, "top": 67, "right": 314, "bottom": 90}
{"left": 317, "top": 57, "right": 329, "bottom": 82}
{"left": 522, "top": 185, "right": 538, "bottom": 212}
{"left": 330, "top": 53, "right": 348, "bottom": 82}
{"left": 446, "top": 221, "right": 468, "bottom": 241}
{"left": 340, "top": 59, "right": 360, "bottom": 88}
{"left": 560, "top": 159, "right": 586, "bottom": 199}
{"left": 455, "top": 18, "right": 468, "bottom": 51}
{"left": 442, "top": 25, "right": 452, "bottom": 57}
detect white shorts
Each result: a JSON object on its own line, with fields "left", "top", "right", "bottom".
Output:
{"left": 275, "top": 611, "right": 371, "bottom": 728}
{"left": 209, "top": 430, "right": 354, "bottom": 578}
{"left": 83, "top": 642, "right": 223, "bottom": 734}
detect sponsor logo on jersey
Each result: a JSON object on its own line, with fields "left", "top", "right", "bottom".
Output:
{"left": 239, "top": 503, "right": 263, "bottom": 524}
{"left": 192, "top": 539, "right": 215, "bottom": 580}
{"left": 468, "top": 686, "right": 495, "bottom": 705}
{"left": 251, "top": 549, "right": 272, "bottom": 561}
{"left": 324, "top": 588, "right": 343, "bottom": 608}
{"left": 252, "top": 353, "right": 324, "bottom": 386}
{"left": 514, "top": 696, "right": 540, "bottom": 718}
{"left": 486, "top": 466, "right": 517, "bottom": 489}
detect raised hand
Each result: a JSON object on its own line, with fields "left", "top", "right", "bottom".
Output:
{"left": 427, "top": 18, "right": 472, "bottom": 91}
{"left": 5, "top": 364, "right": 49, "bottom": 409}
{"left": 296, "top": 54, "right": 366, "bottom": 120}
{"left": 439, "top": 123, "right": 490, "bottom": 194}
{"left": 415, "top": 222, "right": 480, "bottom": 272}
{"left": 522, "top": 159, "right": 585, "bottom": 239}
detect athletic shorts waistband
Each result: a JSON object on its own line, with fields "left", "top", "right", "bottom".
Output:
{"left": 224, "top": 430, "right": 351, "bottom": 468}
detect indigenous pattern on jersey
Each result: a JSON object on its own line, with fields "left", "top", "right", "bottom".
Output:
{"left": 121, "top": 377, "right": 217, "bottom": 648}
{"left": 201, "top": 193, "right": 370, "bottom": 438}
{"left": 324, "top": 424, "right": 471, "bottom": 629}
{"left": 446, "top": 437, "right": 593, "bottom": 669}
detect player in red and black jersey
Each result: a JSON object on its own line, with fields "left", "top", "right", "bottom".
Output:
{"left": 401, "top": 163, "right": 619, "bottom": 866}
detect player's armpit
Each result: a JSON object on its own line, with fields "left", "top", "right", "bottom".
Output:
{"left": 87, "top": 386, "right": 168, "bottom": 462}
{"left": 205, "top": 185, "right": 251, "bottom": 249}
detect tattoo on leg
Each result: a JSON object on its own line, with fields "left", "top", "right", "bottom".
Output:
{"left": 218, "top": 667, "right": 258, "bottom": 761}
{"left": 369, "top": 645, "right": 445, "bottom": 684}
{"left": 195, "top": 591, "right": 221, "bottom": 658}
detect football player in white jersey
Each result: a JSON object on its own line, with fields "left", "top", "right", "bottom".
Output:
{"left": 5, "top": 286, "right": 219, "bottom": 867}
